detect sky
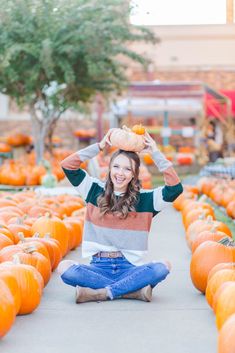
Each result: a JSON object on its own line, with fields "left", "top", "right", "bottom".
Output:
{"left": 130, "top": 0, "right": 227, "bottom": 25}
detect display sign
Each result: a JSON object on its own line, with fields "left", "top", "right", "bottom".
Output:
{"left": 182, "top": 127, "right": 194, "bottom": 138}
{"left": 161, "top": 127, "right": 172, "bottom": 137}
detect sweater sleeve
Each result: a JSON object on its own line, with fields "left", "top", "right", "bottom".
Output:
{"left": 151, "top": 150, "right": 183, "bottom": 211}
{"left": 61, "top": 143, "right": 102, "bottom": 200}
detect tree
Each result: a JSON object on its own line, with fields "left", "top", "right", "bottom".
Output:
{"left": 0, "top": 0, "right": 157, "bottom": 163}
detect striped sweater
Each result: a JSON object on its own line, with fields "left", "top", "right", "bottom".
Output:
{"left": 61, "top": 143, "right": 183, "bottom": 265}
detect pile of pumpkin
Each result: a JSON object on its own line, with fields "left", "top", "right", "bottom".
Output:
{"left": 173, "top": 186, "right": 235, "bottom": 353}
{"left": 197, "top": 176, "right": 235, "bottom": 219}
{"left": 0, "top": 190, "right": 85, "bottom": 338}
{"left": 142, "top": 145, "right": 195, "bottom": 166}
{"left": 0, "top": 148, "right": 78, "bottom": 186}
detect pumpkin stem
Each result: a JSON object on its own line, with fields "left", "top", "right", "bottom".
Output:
{"left": 198, "top": 194, "right": 207, "bottom": 203}
{"left": 206, "top": 215, "right": 214, "bottom": 224}
{"left": 218, "top": 237, "right": 235, "bottom": 246}
{"left": 18, "top": 232, "right": 25, "bottom": 242}
{"left": 16, "top": 218, "right": 23, "bottom": 225}
{"left": 33, "top": 232, "right": 40, "bottom": 238}
{"left": 23, "top": 245, "right": 37, "bottom": 253}
{"left": 44, "top": 233, "right": 51, "bottom": 239}
{"left": 12, "top": 254, "right": 21, "bottom": 265}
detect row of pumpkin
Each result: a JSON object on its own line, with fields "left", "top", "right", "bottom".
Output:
{"left": 0, "top": 149, "right": 78, "bottom": 186}
{"left": 198, "top": 177, "right": 235, "bottom": 219}
{"left": 173, "top": 185, "right": 235, "bottom": 353}
{"left": 0, "top": 190, "right": 85, "bottom": 338}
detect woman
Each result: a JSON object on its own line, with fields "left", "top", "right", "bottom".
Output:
{"left": 58, "top": 129, "right": 183, "bottom": 303}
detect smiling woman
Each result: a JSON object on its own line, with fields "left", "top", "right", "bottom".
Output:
{"left": 58, "top": 128, "right": 183, "bottom": 304}
{"left": 130, "top": 0, "right": 227, "bottom": 25}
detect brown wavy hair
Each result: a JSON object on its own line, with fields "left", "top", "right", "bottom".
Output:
{"left": 97, "top": 150, "right": 141, "bottom": 219}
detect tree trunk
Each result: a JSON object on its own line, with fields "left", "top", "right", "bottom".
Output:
{"left": 46, "top": 120, "right": 58, "bottom": 156}
{"left": 30, "top": 104, "right": 63, "bottom": 164}
{"left": 30, "top": 105, "right": 50, "bottom": 164}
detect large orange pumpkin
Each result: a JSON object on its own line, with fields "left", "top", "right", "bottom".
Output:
{"left": 191, "top": 230, "right": 229, "bottom": 253}
{"left": 1, "top": 261, "right": 43, "bottom": 315}
{"left": 190, "top": 240, "right": 235, "bottom": 293}
{"left": 216, "top": 282, "right": 235, "bottom": 330}
{"left": 183, "top": 208, "right": 215, "bottom": 230}
{"left": 208, "top": 263, "right": 235, "bottom": 283}
{"left": 0, "top": 269, "right": 21, "bottom": 315}
{"left": 31, "top": 215, "right": 69, "bottom": 257}
{"left": 0, "top": 279, "right": 15, "bottom": 338}
{"left": 186, "top": 216, "right": 232, "bottom": 249}
{"left": 33, "top": 234, "right": 62, "bottom": 271}
{"left": 15, "top": 247, "right": 51, "bottom": 287}
{"left": 110, "top": 126, "right": 145, "bottom": 152}
{"left": 205, "top": 269, "right": 235, "bottom": 308}
{"left": 218, "top": 313, "right": 235, "bottom": 353}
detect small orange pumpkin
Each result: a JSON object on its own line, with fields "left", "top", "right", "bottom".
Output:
{"left": 132, "top": 124, "right": 145, "bottom": 135}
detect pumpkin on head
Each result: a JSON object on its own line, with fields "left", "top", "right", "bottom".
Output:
{"left": 110, "top": 125, "right": 145, "bottom": 152}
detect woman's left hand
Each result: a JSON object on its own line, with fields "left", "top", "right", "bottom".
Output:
{"left": 142, "top": 132, "right": 159, "bottom": 154}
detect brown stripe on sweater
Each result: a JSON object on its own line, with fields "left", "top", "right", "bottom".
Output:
{"left": 86, "top": 203, "right": 152, "bottom": 232}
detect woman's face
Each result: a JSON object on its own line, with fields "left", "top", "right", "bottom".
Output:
{"left": 110, "top": 154, "right": 134, "bottom": 192}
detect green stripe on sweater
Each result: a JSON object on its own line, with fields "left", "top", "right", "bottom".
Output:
{"left": 162, "top": 183, "right": 183, "bottom": 202}
{"left": 62, "top": 168, "right": 86, "bottom": 187}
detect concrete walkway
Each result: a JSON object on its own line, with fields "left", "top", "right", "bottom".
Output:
{"left": 1, "top": 205, "right": 217, "bottom": 353}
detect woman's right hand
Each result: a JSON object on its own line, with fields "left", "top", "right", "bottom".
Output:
{"left": 99, "top": 128, "right": 117, "bottom": 150}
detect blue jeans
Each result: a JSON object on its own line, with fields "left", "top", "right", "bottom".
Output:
{"left": 61, "top": 256, "right": 170, "bottom": 299}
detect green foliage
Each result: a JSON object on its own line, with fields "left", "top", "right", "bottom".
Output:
{"left": 0, "top": 0, "right": 157, "bottom": 107}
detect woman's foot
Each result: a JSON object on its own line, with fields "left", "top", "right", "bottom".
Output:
{"left": 75, "top": 286, "right": 108, "bottom": 303}
{"left": 122, "top": 285, "right": 152, "bottom": 302}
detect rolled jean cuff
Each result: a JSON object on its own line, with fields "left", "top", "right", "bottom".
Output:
{"left": 105, "top": 286, "right": 114, "bottom": 300}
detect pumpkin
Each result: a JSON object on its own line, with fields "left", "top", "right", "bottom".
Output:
{"left": 31, "top": 214, "right": 69, "bottom": 257}
{"left": 110, "top": 126, "right": 145, "bottom": 152}
{"left": 0, "top": 270, "right": 21, "bottom": 315}
{"left": 7, "top": 220, "right": 32, "bottom": 243}
{"left": 218, "top": 313, "right": 235, "bottom": 353}
{"left": 190, "top": 239, "right": 235, "bottom": 293}
{"left": 132, "top": 124, "right": 145, "bottom": 135}
{"left": 64, "top": 217, "right": 83, "bottom": 250}
{"left": 213, "top": 282, "right": 234, "bottom": 313}
{"left": 208, "top": 263, "right": 235, "bottom": 283}
{"left": 18, "top": 233, "right": 51, "bottom": 263}
{"left": 172, "top": 191, "right": 196, "bottom": 212}
{"left": 176, "top": 153, "right": 193, "bottom": 165}
{"left": 216, "top": 282, "right": 235, "bottom": 330}
{"left": 205, "top": 269, "right": 235, "bottom": 308}
{"left": 1, "top": 260, "right": 43, "bottom": 315}
{"left": 14, "top": 247, "right": 51, "bottom": 287}
{"left": 191, "top": 229, "right": 229, "bottom": 253}
{"left": 226, "top": 200, "right": 235, "bottom": 219}
{"left": 143, "top": 153, "right": 154, "bottom": 165}
{"left": 0, "top": 279, "right": 15, "bottom": 337}
{"left": 183, "top": 208, "right": 215, "bottom": 230}
{"left": 33, "top": 233, "right": 62, "bottom": 271}
{"left": 0, "top": 142, "right": 12, "bottom": 153}
{"left": 40, "top": 172, "right": 57, "bottom": 188}
{"left": 186, "top": 216, "right": 232, "bottom": 249}
{"left": 0, "top": 233, "right": 14, "bottom": 250}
